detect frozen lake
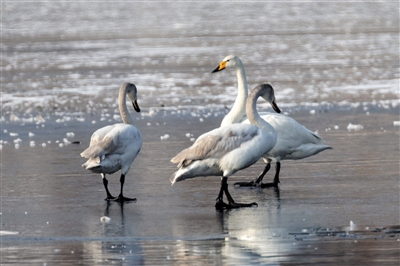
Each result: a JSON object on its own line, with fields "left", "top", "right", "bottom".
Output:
{"left": 1, "top": 1, "right": 399, "bottom": 265}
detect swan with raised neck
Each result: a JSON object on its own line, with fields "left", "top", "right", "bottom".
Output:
{"left": 212, "top": 55, "right": 248, "bottom": 127}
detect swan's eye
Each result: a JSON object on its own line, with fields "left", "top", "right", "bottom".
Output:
{"left": 226, "top": 60, "right": 230, "bottom": 62}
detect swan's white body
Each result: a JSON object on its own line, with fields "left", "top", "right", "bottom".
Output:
{"left": 242, "top": 112, "right": 330, "bottom": 163}
{"left": 170, "top": 85, "right": 277, "bottom": 208}
{"left": 170, "top": 123, "right": 275, "bottom": 184}
{"left": 213, "top": 55, "right": 331, "bottom": 185}
{"left": 81, "top": 83, "right": 142, "bottom": 201}
{"left": 81, "top": 123, "right": 142, "bottom": 175}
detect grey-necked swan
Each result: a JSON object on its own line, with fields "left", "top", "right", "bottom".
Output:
{"left": 81, "top": 83, "right": 143, "bottom": 202}
{"left": 212, "top": 55, "right": 332, "bottom": 188}
{"left": 170, "top": 84, "right": 278, "bottom": 210}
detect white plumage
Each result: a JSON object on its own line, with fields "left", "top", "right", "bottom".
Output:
{"left": 81, "top": 83, "right": 142, "bottom": 201}
{"left": 212, "top": 55, "right": 332, "bottom": 187}
{"left": 170, "top": 84, "right": 277, "bottom": 210}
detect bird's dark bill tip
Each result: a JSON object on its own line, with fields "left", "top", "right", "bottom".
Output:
{"left": 211, "top": 65, "right": 222, "bottom": 73}
{"left": 132, "top": 100, "right": 141, "bottom": 112}
{"left": 271, "top": 100, "right": 281, "bottom": 113}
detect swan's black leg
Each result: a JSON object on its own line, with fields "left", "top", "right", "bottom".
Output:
{"left": 260, "top": 162, "right": 280, "bottom": 188}
{"left": 215, "top": 177, "right": 231, "bottom": 210}
{"left": 234, "top": 163, "right": 271, "bottom": 187}
{"left": 216, "top": 176, "right": 257, "bottom": 210}
{"left": 113, "top": 174, "right": 137, "bottom": 202}
{"left": 102, "top": 174, "right": 116, "bottom": 201}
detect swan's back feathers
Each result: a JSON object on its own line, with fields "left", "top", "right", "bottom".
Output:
{"left": 171, "top": 134, "right": 221, "bottom": 168}
{"left": 171, "top": 124, "right": 262, "bottom": 169}
{"left": 80, "top": 136, "right": 116, "bottom": 159}
{"left": 81, "top": 124, "right": 142, "bottom": 160}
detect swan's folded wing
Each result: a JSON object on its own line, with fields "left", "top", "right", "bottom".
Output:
{"left": 171, "top": 134, "right": 221, "bottom": 168}
{"left": 80, "top": 136, "right": 117, "bottom": 159}
{"left": 171, "top": 126, "right": 258, "bottom": 168}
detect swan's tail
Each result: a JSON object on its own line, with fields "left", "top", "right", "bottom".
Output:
{"left": 81, "top": 158, "right": 102, "bottom": 173}
{"left": 170, "top": 169, "right": 185, "bottom": 185}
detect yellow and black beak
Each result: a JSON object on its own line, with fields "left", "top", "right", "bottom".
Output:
{"left": 211, "top": 61, "right": 227, "bottom": 73}
{"left": 271, "top": 100, "right": 281, "bottom": 113}
{"left": 132, "top": 100, "right": 141, "bottom": 112}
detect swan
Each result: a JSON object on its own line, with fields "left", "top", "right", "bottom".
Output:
{"left": 170, "top": 84, "right": 278, "bottom": 209}
{"left": 212, "top": 55, "right": 332, "bottom": 188}
{"left": 81, "top": 83, "right": 143, "bottom": 202}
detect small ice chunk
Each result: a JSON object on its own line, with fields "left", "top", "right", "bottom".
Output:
{"left": 92, "top": 120, "right": 96, "bottom": 124}
{"left": 59, "top": 143, "right": 64, "bottom": 147}
{"left": 66, "top": 132, "right": 75, "bottom": 137}
{"left": 347, "top": 123, "right": 363, "bottom": 131}
{"left": 350, "top": 220, "right": 356, "bottom": 230}
{"left": 334, "top": 125, "right": 339, "bottom": 130}
{"left": 393, "top": 121, "right": 400, "bottom": 126}
{"left": 199, "top": 118, "right": 204, "bottom": 122}
{"left": 161, "top": 134, "right": 169, "bottom": 140}
{"left": 149, "top": 109, "right": 156, "bottom": 116}
{"left": 35, "top": 115, "right": 45, "bottom": 123}
{"left": 28, "top": 132, "right": 35, "bottom": 137}
{"left": 0, "top": 231, "right": 19, "bottom": 236}
{"left": 14, "top": 138, "right": 22, "bottom": 143}
{"left": 100, "top": 216, "right": 111, "bottom": 223}
{"left": 309, "top": 110, "right": 316, "bottom": 114}
{"left": 29, "top": 141, "right": 35, "bottom": 147}
{"left": 190, "top": 138, "right": 195, "bottom": 142}
{"left": 147, "top": 123, "right": 151, "bottom": 126}
{"left": 10, "top": 114, "right": 20, "bottom": 122}
{"left": 10, "top": 132, "right": 18, "bottom": 137}
{"left": 15, "top": 144, "right": 20, "bottom": 149}
{"left": 42, "top": 143, "right": 47, "bottom": 147}
{"left": 185, "top": 133, "right": 192, "bottom": 138}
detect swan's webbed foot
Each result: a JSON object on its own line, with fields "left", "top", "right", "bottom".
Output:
{"left": 234, "top": 179, "right": 280, "bottom": 188}
{"left": 112, "top": 195, "right": 137, "bottom": 202}
{"left": 215, "top": 199, "right": 258, "bottom": 210}
{"left": 105, "top": 195, "right": 117, "bottom": 201}
{"left": 259, "top": 181, "right": 279, "bottom": 188}
{"left": 233, "top": 180, "right": 259, "bottom": 188}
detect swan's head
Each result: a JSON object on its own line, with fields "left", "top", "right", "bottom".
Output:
{"left": 211, "top": 55, "right": 242, "bottom": 73}
{"left": 123, "top": 83, "right": 141, "bottom": 112}
{"left": 255, "top": 84, "right": 281, "bottom": 113}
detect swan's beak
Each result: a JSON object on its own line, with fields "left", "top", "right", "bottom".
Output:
{"left": 271, "top": 100, "right": 281, "bottom": 113}
{"left": 211, "top": 61, "right": 227, "bottom": 73}
{"left": 132, "top": 100, "right": 141, "bottom": 112}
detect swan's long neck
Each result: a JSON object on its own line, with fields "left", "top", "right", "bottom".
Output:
{"left": 246, "top": 89, "right": 275, "bottom": 136}
{"left": 119, "top": 85, "right": 135, "bottom": 125}
{"left": 221, "top": 62, "right": 248, "bottom": 127}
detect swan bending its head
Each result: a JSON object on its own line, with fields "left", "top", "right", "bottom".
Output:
{"left": 81, "top": 83, "right": 143, "bottom": 202}
{"left": 170, "top": 83, "right": 278, "bottom": 210}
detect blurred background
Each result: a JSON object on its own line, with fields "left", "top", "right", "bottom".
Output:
{"left": 2, "top": 1, "right": 398, "bottom": 115}
{"left": 1, "top": 1, "right": 399, "bottom": 264}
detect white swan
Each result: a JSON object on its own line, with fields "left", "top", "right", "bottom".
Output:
{"left": 170, "top": 84, "right": 277, "bottom": 209}
{"left": 212, "top": 55, "right": 332, "bottom": 187}
{"left": 81, "top": 83, "right": 143, "bottom": 202}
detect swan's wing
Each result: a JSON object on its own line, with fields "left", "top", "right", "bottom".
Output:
{"left": 81, "top": 124, "right": 141, "bottom": 159}
{"left": 171, "top": 125, "right": 258, "bottom": 168}
{"left": 89, "top": 125, "right": 116, "bottom": 146}
{"left": 80, "top": 136, "right": 117, "bottom": 159}
{"left": 262, "top": 113, "right": 324, "bottom": 144}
